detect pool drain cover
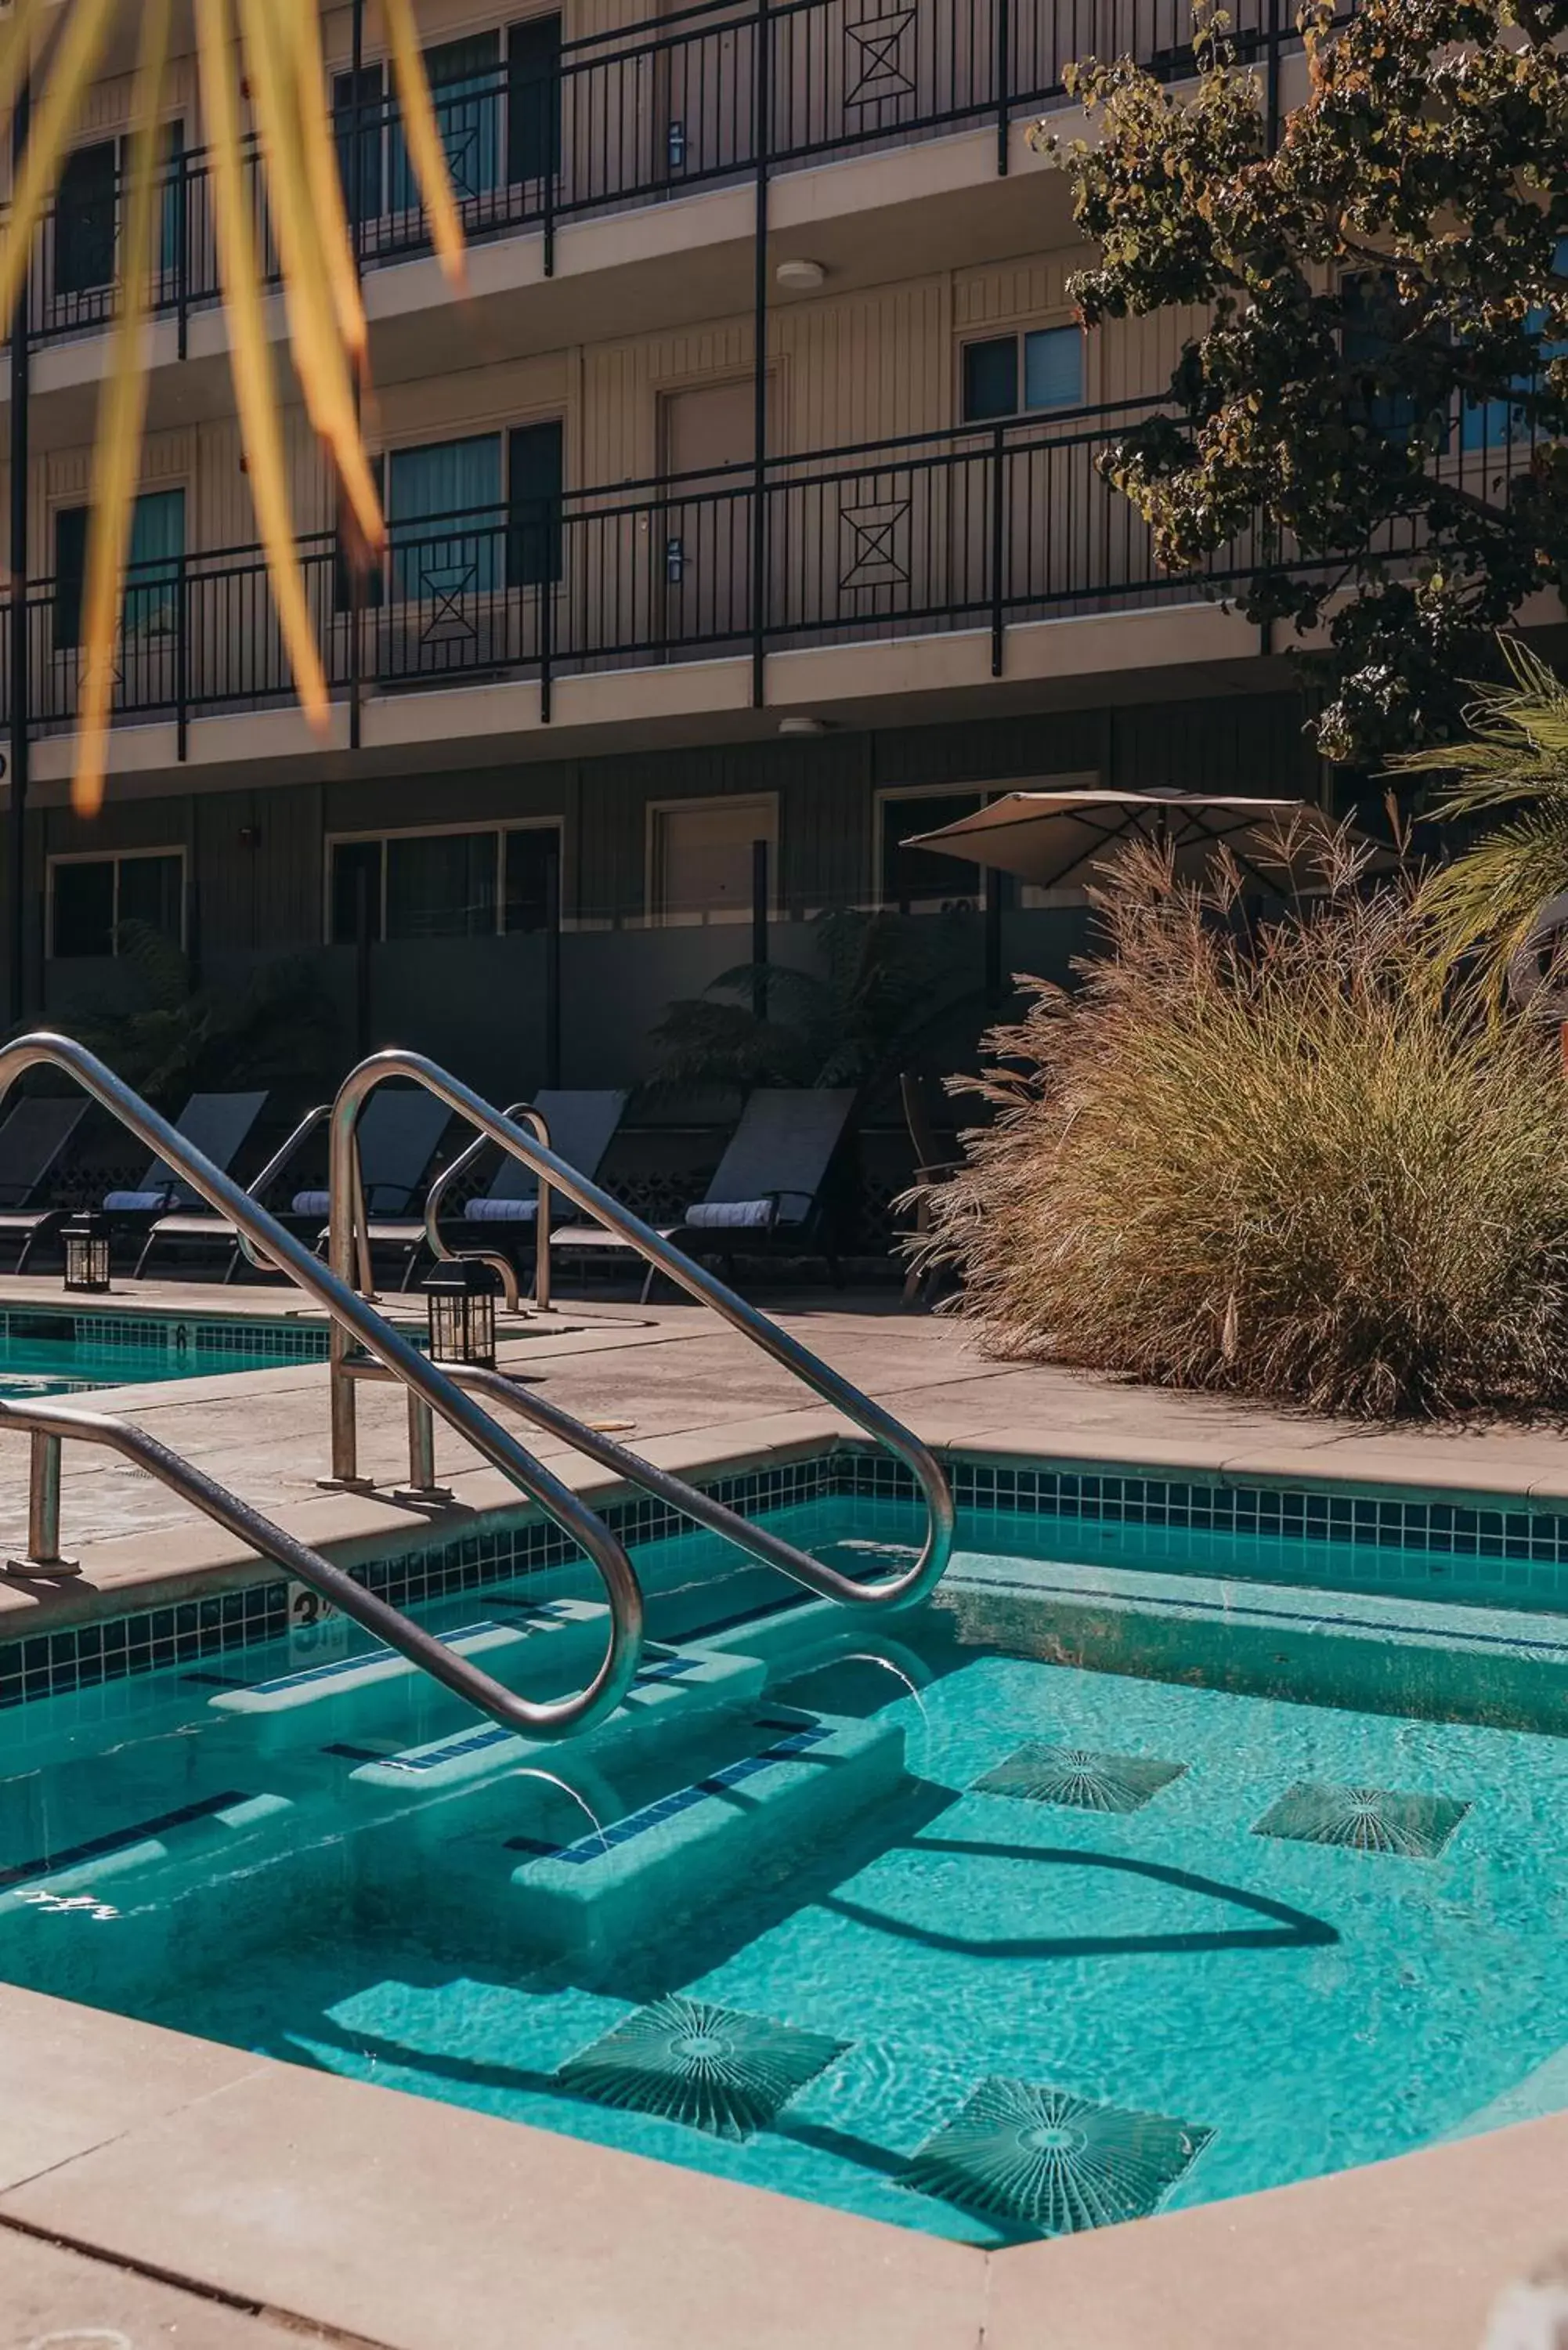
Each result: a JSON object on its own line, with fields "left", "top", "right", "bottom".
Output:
{"left": 973, "top": 1742, "right": 1187, "bottom": 1814}
{"left": 555, "top": 1994, "right": 847, "bottom": 2141}
{"left": 1252, "top": 1781, "right": 1469, "bottom": 1860}
{"left": 900, "top": 2077, "right": 1212, "bottom": 2236}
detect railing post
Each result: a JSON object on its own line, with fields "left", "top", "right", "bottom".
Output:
{"left": 750, "top": 0, "right": 770, "bottom": 708}
{"left": 751, "top": 836, "right": 769, "bottom": 1022}
{"left": 176, "top": 142, "right": 190, "bottom": 360}
{"left": 175, "top": 555, "right": 189, "bottom": 761}
{"left": 8, "top": 74, "right": 31, "bottom": 1032}
{"left": 544, "top": 831, "right": 562, "bottom": 1086}
{"left": 1266, "top": 0, "right": 1283, "bottom": 152}
{"left": 9, "top": 1431, "right": 80, "bottom": 1577}
{"left": 995, "top": 0, "right": 1011, "bottom": 176}
{"left": 397, "top": 1392, "right": 453, "bottom": 1502}
{"left": 989, "top": 421, "right": 1006, "bottom": 677}
{"left": 539, "top": 547, "right": 554, "bottom": 725}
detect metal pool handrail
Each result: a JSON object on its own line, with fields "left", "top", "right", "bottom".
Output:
{"left": 418, "top": 1101, "right": 552, "bottom": 1313}
{"left": 0, "top": 1036, "right": 645, "bottom": 1740}
{"left": 0, "top": 1393, "right": 631, "bottom": 1728}
{"left": 331, "top": 1051, "right": 956, "bottom": 1611}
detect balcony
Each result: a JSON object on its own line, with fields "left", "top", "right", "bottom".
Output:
{"left": 5, "top": 400, "right": 1253, "bottom": 752}
{"left": 14, "top": 0, "right": 1303, "bottom": 348}
{"left": 6, "top": 384, "right": 1528, "bottom": 764}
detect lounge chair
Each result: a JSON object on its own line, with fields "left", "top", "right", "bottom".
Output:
{"left": 0, "top": 1098, "right": 91, "bottom": 1272}
{"left": 367, "top": 1088, "right": 630, "bottom": 1290}
{"left": 134, "top": 1102, "right": 331, "bottom": 1282}
{"left": 556, "top": 1088, "right": 858, "bottom": 1296}
{"left": 102, "top": 1091, "right": 269, "bottom": 1264}
{"left": 291, "top": 1090, "right": 453, "bottom": 1291}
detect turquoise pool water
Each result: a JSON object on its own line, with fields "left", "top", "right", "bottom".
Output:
{"left": 1, "top": 1492, "right": 1566, "bottom": 2246}
{"left": 0, "top": 1311, "right": 329, "bottom": 1394}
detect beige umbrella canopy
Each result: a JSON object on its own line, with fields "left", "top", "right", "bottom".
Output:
{"left": 901, "top": 789, "right": 1321, "bottom": 893}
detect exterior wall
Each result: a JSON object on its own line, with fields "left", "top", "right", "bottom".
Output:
{"left": 25, "top": 251, "right": 1172, "bottom": 570}
{"left": 13, "top": 687, "right": 1323, "bottom": 1095}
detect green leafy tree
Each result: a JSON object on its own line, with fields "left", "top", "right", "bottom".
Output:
{"left": 1046, "top": 0, "right": 1568, "bottom": 768}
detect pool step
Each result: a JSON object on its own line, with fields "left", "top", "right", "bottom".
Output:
{"left": 498, "top": 1704, "right": 905, "bottom": 1961}
{"left": 345, "top": 1644, "right": 768, "bottom": 1808}
{"left": 202, "top": 1597, "right": 609, "bottom": 1750}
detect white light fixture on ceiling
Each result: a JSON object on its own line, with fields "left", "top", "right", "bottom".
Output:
{"left": 779, "top": 714, "right": 828, "bottom": 737}
{"left": 775, "top": 258, "right": 826, "bottom": 292}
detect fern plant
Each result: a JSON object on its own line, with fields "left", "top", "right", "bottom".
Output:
{"left": 69, "top": 920, "right": 336, "bottom": 1110}
{"left": 646, "top": 909, "right": 977, "bottom": 1097}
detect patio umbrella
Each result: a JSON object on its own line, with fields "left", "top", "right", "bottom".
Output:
{"left": 900, "top": 789, "right": 1324, "bottom": 895}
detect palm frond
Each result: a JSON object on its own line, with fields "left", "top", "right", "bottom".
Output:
{"left": 75, "top": 0, "right": 172, "bottom": 817}
{"left": 0, "top": 0, "right": 465, "bottom": 817}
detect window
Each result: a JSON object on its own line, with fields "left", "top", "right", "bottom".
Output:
{"left": 54, "top": 124, "right": 184, "bottom": 301}
{"left": 1342, "top": 272, "right": 1447, "bottom": 448}
{"left": 53, "top": 489, "right": 186, "bottom": 651}
{"left": 334, "top": 454, "right": 386, "bottom": 613}
{"left": 961, "top": 325, "right": 1084, "bottom": 423}
{"left": 55, "top": 140, "right": 117, "bottom": 298}
{"left": 508, "top": 16, "right": 562, "bottom": 185}
{"left": 648, "top": 796, "right": 777, "bottom": 926}
{"left": 50, "top": 850, "right": 184, "bottom": 960}
{"left": 387, "top": 830, "right": 498, "bottom": 940}
{"left": 1460, "top": 238, "right": 1568, "bottom": 451}
{"left": 879, "top": 790, "right": 986, "bottom": 913}
{"left": 333, "top": 66, "right": 386, "bottom": 226}
{"left": 876, "top": 776, "right": 1100, "bottom": 911}
{"left": 508, "top": 421, "right": 564, "bottom": 586}
{"left": 388, "top": 432, "right": 504, "bottom": 602}
{"left": 373, "top": 428, "right": 562, "bottom": 602}
{"left": 504, "top": 824, "right": 560, "bottom": 932}
{"left": 331, "top": 837, "right": 381, "bottom": 945}
{"left": 390, "top": 32, "right": 503, "bottom": 210}
{"left": 328, "top": 825, "right": 562, "bottom": 943}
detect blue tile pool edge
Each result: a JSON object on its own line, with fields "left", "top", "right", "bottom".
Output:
{"left": 7, "top": 1442, "right": 1568, "bottom": 1715}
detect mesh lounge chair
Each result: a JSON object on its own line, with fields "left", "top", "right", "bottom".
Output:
{"left": 369, "top": 1089, "right": 630, "bottom": 1289}
{"left": 135, "top": 1101, "right": 331, "bottom": 1282}
{"left": 291, "top": 1090, "right": 454, "bottom": 1291}
{"left": 0, "top": 1098, "right": 91, "bottom": 1272}
{"left": 101, "top": 1092, "right": 269, "bottom": 1264}
{"left": 557, "top": 1088, "right": 858, "bottom": 1296}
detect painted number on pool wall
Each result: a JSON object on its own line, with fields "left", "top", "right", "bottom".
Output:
{"left": 287, "top": 1579, "right": 348, "bottom": 1661}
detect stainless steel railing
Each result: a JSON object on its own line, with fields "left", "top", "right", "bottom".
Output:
{"left": 0, "top": 1036, "right": 645, "bottom": 1739}
{"left": 418, "top": 1101, "right": 555, "bottom": 1313}
{"left": 331, "top": 1051, "right": 956, "bottom": 1611}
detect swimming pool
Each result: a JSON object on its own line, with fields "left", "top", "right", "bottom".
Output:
{"left": 0, "top": 1455, "right": 1564, "bottom": 2248}
{"left": 0, "top": 1306, "right": 337, "bottom": 1394}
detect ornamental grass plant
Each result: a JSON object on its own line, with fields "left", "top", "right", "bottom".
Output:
{"left": 922, "top": 827, "right": 1568, "bottom": 1419}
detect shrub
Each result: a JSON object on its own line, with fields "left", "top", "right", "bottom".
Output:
{"left": 922, "top": 833, "right": 1568, "bottom": 1418}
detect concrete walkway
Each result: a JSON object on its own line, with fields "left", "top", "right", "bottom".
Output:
{"left": 3, "top": 1277, "right": 1568, "bottom": 1629}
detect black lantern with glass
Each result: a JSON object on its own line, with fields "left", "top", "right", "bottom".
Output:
{"left": 61, "top": 1211, "right": 112, "bottom": 1294}
{"left": 421, "top": 1257, "right": 498, "bottom": 1368}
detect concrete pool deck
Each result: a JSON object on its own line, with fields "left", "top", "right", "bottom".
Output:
{"left": 0, "top": 1277, "right": 1563, "bottom": 2346}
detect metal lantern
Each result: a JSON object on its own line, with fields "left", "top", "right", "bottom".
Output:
{"left": 60, "top": 1212, "right": 112, "bottom": 1295}
{"left": 422, "top": 1257, "right": 497, "bottom": 1368}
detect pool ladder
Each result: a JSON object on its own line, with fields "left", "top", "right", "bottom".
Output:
{"left": 0, "top": 1036, "right": 955, "bottom": 1744}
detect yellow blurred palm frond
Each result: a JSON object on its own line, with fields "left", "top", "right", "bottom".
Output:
{"left": 0, "top": 0, "right": 464, "bottom": 815}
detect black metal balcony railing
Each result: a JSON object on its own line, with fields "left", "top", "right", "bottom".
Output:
{"left": 2, "top": 401, "right": 1228, "bottom": 737}
{"left": 4, "top": 390, "right": 1526, "bottom": 743}
{"left": 14, "top": 0, "right": 1298, "bottom": 342}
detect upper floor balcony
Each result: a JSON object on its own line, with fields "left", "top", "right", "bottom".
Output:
{"left": 13, "top": 0, "right": 1306, "bottom": 356}
{"left": 3, "top": 378, "right": 1517, "bottom": 783}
